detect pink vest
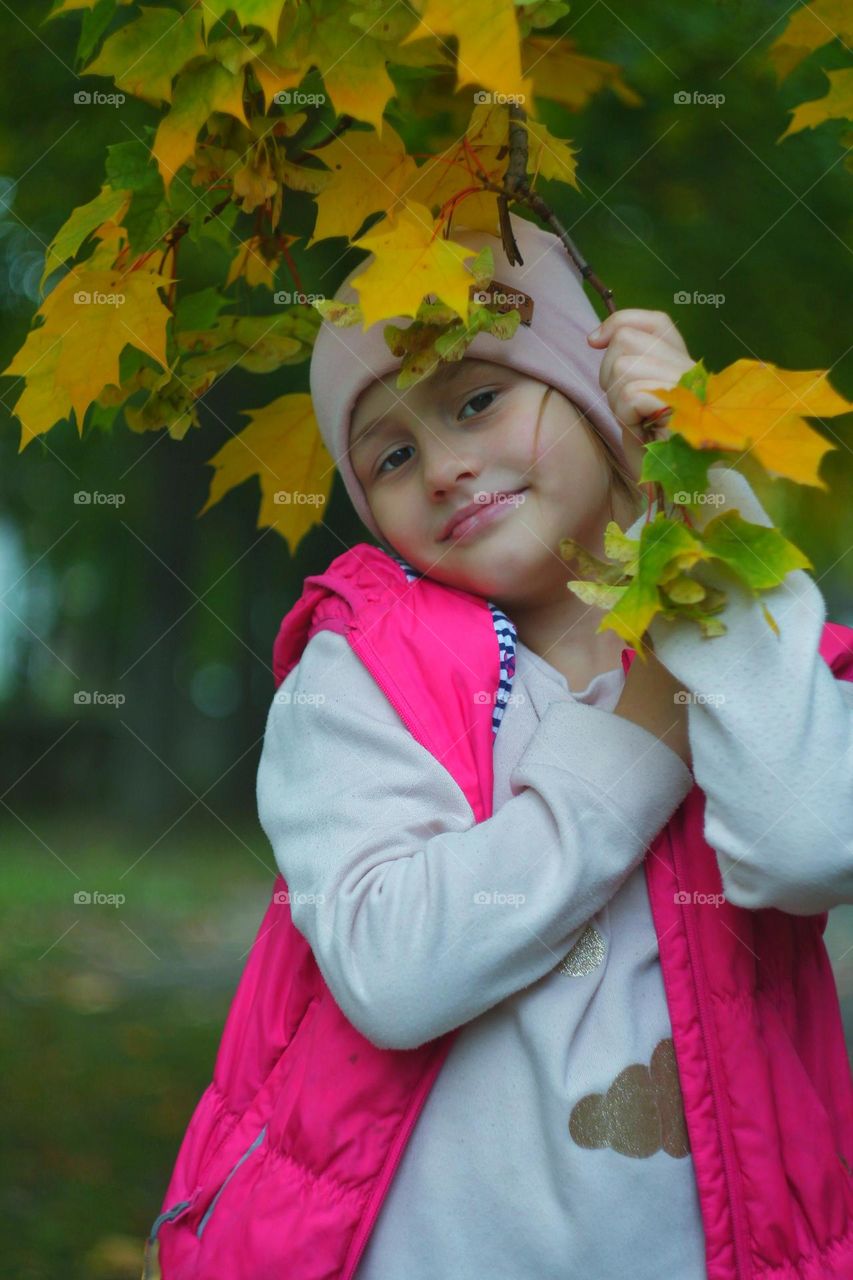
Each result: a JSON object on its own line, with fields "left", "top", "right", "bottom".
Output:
{"left": 146, "top": 542, "right": 853, "bottom": 1280}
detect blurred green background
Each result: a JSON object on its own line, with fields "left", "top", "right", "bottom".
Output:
{"left": 1, "top": 2, "right": 852, "bottom": 1276}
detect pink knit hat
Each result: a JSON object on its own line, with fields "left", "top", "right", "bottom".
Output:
{"left": 309, "top": 210, "right": 628, "bottom": 542}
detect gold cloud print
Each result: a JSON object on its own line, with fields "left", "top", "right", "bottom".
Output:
{"left": 568, "top": 1037, "right": 691, "bottom": 1159}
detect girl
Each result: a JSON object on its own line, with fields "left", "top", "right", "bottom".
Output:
{"left": 147, "top": 213, "right": 853, "bottom": 1279}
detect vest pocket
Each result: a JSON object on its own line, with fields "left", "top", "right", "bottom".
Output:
{"left": 195, "top": 1124, "right": 268, "bottom": 1239}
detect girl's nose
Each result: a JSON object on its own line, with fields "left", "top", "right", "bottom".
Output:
{"left": 422, "top": 444, "right": 480, "bottom": 497}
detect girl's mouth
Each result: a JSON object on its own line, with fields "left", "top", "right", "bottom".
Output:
{"left": 442, "top": 488, "right": 529, "bottom": 544}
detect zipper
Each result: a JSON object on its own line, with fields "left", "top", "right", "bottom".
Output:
{"left": 666, "top": 824, "right": 751, "bottom": 1279}
{"left": 341, "top": 1042, "right": 454, "bottom": 1280}
{"left": 196, "top": 1124, "right": 267, "bottom": 1240}
{"left": 352, "top": 635, "right": 426, "bottom": 749}
{"left": 147, "top": 1191, "right": 198, "bottom": 1243}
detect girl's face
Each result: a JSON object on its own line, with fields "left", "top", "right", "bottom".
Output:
{"left": 349, "top": 357, "right": 635, "bottom": 612}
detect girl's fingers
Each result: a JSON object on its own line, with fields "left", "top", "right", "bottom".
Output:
{"left": 590, "top": 310, "right": 692, "bottom": 362}
{"left": 612, "top": 385, "right": 677, "bottom": 431}
{"left": 588, "top": 308, "right": 683, "bottom": 346}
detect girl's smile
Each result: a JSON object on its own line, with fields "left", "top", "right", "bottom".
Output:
{"left": 439, "top": 486, "right": 530, "bottom": 544}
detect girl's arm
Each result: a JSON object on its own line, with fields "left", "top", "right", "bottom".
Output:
{"left": 257, "top": 627, "right": 693, "bottom": 1051}
{"left": 631, "top": 463, "right": 853, "bottom": 916}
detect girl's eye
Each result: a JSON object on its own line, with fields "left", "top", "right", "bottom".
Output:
{"left": 376, "top": 445, "right": 414, "bottom": 476}
{"left": 374, "top": 389, "right": 499, "bottom": 476}
{"left": 459, "top": 389, "right": 498, "bottom": 420}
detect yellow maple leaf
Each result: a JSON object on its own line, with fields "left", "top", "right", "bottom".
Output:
{"left": 522, "top": 35, "right": 643, "bottom": 111}
{"left": 404, "top": 104, "right": 511, "bottom": 230}
{"left": 779, "top": 66, "right": 853, "bottom": 140}
{"left": 199, "top": 392, "right": 334, "bottom": 553}
{"left": 225, "top": 237, "right": 279, "bottom": 290}
{"left": 349, "top": 201, "right": 481, "bottom": 328}
{"left": 649, "top": 358, "right": 850, "bottom": 489}
{"left": 153, "top": 61, "right": 249, "bottom": 191}
{"left": 310, "top": 123, "right": 420, "bottom": 244}
{"left": 4, "top": 234, "right": 174, "bottom": 448}
{"left": 522, "top": 117, "right": 579, "bottom": 187}
{"left": 766, "top": 0, "right": 853, "bottom": 83}
{"left": 400, "top": 0, "right": 533, "bottom": 103}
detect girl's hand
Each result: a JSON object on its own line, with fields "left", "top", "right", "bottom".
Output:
{"left": 587, "top": 309, "right": 697, "bottom": 483}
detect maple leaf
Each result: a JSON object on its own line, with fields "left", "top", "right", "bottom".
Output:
{"left": 779, "top": 66, "right": 853, "bottom": 140}
{"left": 766, "top": 0, "right": 853, "bottom": 83}
{"left": 647, "top": 358, "right": 849, "bottom": 489}
{"left": 309, "top": 123, "right": 419, "bottom": 244}
{"left": 349, "top": 201, "right": 481, "bottom": 327}
{"left": 521, "top": 117, "right": 579, "bottom": 187}
{"left": 83, "top": 7, "right": 206, "bottom": 106}
{"left": 400, "top": 0, "right": 533, "bottom": 103}
{"left": 199, "top": 393, "right": 334, "bottom": 553}
{"left": 522, "top": 35, "right": 643, "bottom": 111}
{"left": 226, "top": 236, "right": 280, "bottom": 289}
{"left": 153, "top": 61, "right": 249, "bottom": 192}
{"left": 201, "top": 1, "right": 288, "bottom": 43}
{"left": 40, "top": 184, "right": 130, "bottom": 291}
{"left": 5, "top": 233, "right": 174, "bottom": 449}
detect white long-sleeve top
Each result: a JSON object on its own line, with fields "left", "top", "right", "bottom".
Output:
{"left": 255, "top": 465, "right": 853, "bottom": 1279}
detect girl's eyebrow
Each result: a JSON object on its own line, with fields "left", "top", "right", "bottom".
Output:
{"left": 351, "top": 362, "right": 497, "bottom": 453}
